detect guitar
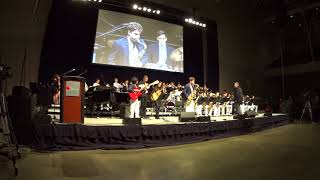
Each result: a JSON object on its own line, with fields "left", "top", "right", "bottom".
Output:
{"left": 151, "top": 85, "right": 166, "bottom": 101}
{"left": 129, "top": 80, "right": 159, "bottom": 100}
{"left": 138, "top": 80, "right": 159, "bottom": 91}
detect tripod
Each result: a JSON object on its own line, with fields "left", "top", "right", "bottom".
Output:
{"left": 299, "top": 99, "right": 312, "bottom": 124}
{"left": 0, "top": 91, "right": 20, "bottom": 175}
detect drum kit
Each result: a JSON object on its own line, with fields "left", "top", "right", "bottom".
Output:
{"left": 163, "top": 90, "right": 183, "bottom": 112}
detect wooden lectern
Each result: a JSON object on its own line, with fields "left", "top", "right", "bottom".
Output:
{"left": 60, "top": 76, "right": 85, "bottom": 123}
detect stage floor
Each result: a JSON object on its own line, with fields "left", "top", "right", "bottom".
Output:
{"left": 83, "top": 113, "right": 285, "bottom": 126}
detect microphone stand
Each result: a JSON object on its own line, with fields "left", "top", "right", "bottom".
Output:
{"left": 60, "top": 69, "right": 75, "bottom": 76}
{"left": 78, "top": 70, "right": 87, "bottom": 77}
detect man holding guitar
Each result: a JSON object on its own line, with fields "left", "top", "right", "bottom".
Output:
{"left": 151, "top": 81, "right": 166, "bottom": 119}
{"left": 128, "top": 76, "right": 159, "bottom": 118}
{"left": 138, "top": 75, "right": 150, "bottom": 118}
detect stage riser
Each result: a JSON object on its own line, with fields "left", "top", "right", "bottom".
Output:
{"left": 33, "top": 115, "right": 288, "bottom": 151}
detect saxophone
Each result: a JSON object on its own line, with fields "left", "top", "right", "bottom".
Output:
{"left": 186, "top": 84, "right": 199, "bottom": 106}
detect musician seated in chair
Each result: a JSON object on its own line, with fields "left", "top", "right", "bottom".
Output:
{"left": 92, "top": 78, "right": 100, "bottom": 87}
{"left": 143, "top": 30, "right": 175, "bottom": 71}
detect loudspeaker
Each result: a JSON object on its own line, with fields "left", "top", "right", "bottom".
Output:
{"left": 244, "top": 110, "right": 257, "bottom": 118}
{"left": 122, "top": 118, "right": 142, "bottom": 125}
{"left": 179, "top": 112, "right": 196, "bottom": 122}
{"left": 196, "top": 116, "right": 211, "bottom": 122}
{"left": 119, "top": 103, "right": 130, "bottom": 118}
{"left": 233, "top": 114, "right": 246, "bottom": 120}
{"left": 8, "top": 95, "right": 33, "bottom": 145}
{"left": 37, "top": 85, "right": 50, "bottom": 106}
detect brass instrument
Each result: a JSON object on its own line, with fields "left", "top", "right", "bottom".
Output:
{"left": 186, "top": 84, "right": 199, "bottom": 106}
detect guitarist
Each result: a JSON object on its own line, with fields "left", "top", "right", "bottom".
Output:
{"left": 128, "top": 77, "right": 142, "bottom": 118}
{"left": 138, "top": 75, "right": 150, "bottom": 118}
{"left": 151, "top": 81, "right": 166, "bottom": 119}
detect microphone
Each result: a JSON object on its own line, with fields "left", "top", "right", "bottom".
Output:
{"left": 61, "top": 68, "right": 75, "bottom": 76}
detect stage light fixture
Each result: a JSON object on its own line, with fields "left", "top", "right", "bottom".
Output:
{"left": 156, "top": 10, "right": 160, "bottom": 14}
{"left": 196, "top": 22, "right": 199, "bottom": 25}
{"left": 143, "top": 7, "right": 147, "bottom": 11}
{"left": 203, "top": 24, "right": 206, "bottom": 27}
{"left": 147, "top": 8, "right": 152, "bottom": 12}
{"left": 152, "top": 10, "right": 156, "bottom": 13}
{"left": 185, "top": 18, "right": 189, "bottom": 22}
{"left": 98, "top": 0, "right": 102, "bottom": 2}
{"left": 94, "top": 0, "right": 97, "bottom": 2}
{"left": 133, "top": 4, "right": 138, "bottom": 9}
{"left": 290, "top": 15, "right": 293, "bottom": 18}
{"left": 138, "top": 7, "right": 142, "bottom": 10}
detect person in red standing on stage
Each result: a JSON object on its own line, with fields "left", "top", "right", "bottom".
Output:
{"left": 128, "top": 77, "right": 142, "bottom": 118}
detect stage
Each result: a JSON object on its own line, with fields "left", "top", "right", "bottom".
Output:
{"left": 33, "top": 113, "right": 288, "bottom": 151}
{"left": 83, "top": 113, "right": 279, "bottom": 126}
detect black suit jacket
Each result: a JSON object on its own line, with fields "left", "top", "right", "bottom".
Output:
{"left": 233, "top": 87, "right": 244, "bottom": 103}
{"left": 182, "top": 83, "right": 194, "bottom": 100}
{"left": 143, "top": 43, "right": 175, "bottom": 67}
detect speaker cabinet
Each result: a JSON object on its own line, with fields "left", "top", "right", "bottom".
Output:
{"left": 122, "top": 118, "right": 142, "bottom": 125}
{"left": 233, "top": 114, "right": 246, "bottom": 120}
{"left": 244, "top": 110, "right": 257, "bottom": 118}
{"left": 179, "top": 112, "right": 196, "bottom": 122}
{"left": 196, "top": 116, "right": 211, "bottom": 122}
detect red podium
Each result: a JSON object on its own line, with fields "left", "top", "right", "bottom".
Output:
{"left": 60, "top": 76, "right": 85, "bottom": 123}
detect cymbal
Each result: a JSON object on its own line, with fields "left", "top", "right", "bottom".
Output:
{"left": 169, "top": 47, "right": 183, "bottom": 62}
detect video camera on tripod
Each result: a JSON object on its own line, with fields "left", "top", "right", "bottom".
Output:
{"left": 0, "top": 64, "right": 19, "bottom": 175}
{"left": 0, "top": 64, "right": 12, "bottom": 80}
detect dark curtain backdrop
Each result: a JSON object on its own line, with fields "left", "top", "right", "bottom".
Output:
{"left": 39, "top": 0, "right": 218, "bottom": 88}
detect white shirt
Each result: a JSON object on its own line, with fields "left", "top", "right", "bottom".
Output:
{"left": 93, "top": 83, "right": 100, "bottom": 87}
{"left": 158, "top": 43, "right": 167, "bottom": 68}
{"left": 190, "top": 83, "right": 194, "bottom": 93}
{"left": 128, "top": 38, "right": 139, "bottom": 67}
{"left": 113, "top": 82, "right": 123, "bottom": 92}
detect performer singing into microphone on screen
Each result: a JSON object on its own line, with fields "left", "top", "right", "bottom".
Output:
{"left": 108, "top": 22, "right": 147, "bottom": 67}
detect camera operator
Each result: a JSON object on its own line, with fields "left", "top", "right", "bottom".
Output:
{"left": 311, "top": 94, "right": 320, "bottom": 124}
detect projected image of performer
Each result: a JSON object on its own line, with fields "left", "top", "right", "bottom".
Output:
{"left": 108, "top": 22, "right": 147, "bottom": 67}
{"left": 144, "top": 30, "right": 175, "bottom": 71}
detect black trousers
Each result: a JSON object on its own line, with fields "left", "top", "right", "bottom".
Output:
{"left": 140, "top": 94, "right": 148, "bottom": 117}
{"left": 233, "top": 102, "right": 241, "bottom": 115}
{"left": 154, "top": 99, "right": 162, "bottom": 119}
